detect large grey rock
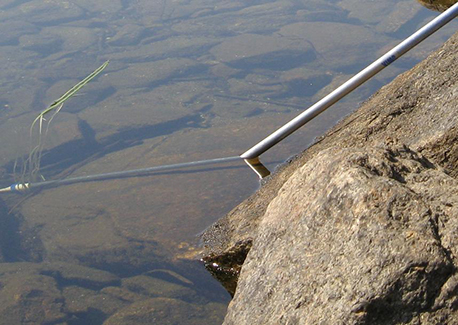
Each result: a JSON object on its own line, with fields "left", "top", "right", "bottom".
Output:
{"left": 202, "top": 30, "right": 458, "bottom": 324}
{"left": 225, "top": 146, "right": 455, "bottom": 324}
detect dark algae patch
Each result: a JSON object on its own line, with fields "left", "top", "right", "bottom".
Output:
{"left": 202, "top": 240, "right": 252, "bottom": 297}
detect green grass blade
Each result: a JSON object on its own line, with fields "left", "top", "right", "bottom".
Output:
{"left": 30, "top": 60, "right": 109, "bottom": 133}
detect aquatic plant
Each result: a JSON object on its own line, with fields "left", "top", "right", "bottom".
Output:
{"left": 16, "top": 60, "right": 109, "bottom": 183}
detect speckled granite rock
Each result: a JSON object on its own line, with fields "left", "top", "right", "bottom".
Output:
{"left": 202, "top": 31, "right": 458, "bottom": 324}
{"left": 225, "top": 146, "right": 457, "bottom": 324}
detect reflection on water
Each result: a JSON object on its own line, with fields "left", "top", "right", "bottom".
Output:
{"left": 0, "top": 0, "right": 456, "bottom": 323}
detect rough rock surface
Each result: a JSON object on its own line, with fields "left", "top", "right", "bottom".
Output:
{"left": 202, "top": 31, "right": 458, "bottom": 323}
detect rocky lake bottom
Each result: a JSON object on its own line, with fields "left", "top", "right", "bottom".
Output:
{"left": 0, "top": 0, "right": 456, "bottom": 323}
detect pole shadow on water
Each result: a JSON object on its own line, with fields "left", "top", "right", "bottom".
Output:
{"left": 4, "top": 105, "right": 215, "bottom": 184}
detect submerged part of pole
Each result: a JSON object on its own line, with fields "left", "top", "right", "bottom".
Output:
{"left": 241, "top": 2, "right": 458, "bottom": 176}
{"left": 0, "top": 156, "right": 241, "bottom": 193}
{"left": 243, "top": 158, "right": 271, "bottom": 178}
{"left": 2, "top": 4, "right": 458, "bottom": 193}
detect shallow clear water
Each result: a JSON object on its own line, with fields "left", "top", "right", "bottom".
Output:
{"left": 0, "top": 0, "right": 456, "bottom": 324}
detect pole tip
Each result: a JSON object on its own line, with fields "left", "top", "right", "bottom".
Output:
{"left": 243, "top": 157, "right": 271, "bottom": 179}
{"left": 0, "top": 183, "right": 31, "bottom": 193}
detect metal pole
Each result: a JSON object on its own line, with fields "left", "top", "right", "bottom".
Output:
{"left": 240, "top": 2, "right": 458, "bottom": 172}
{"left": 2, "top": 4, "right": 458, "bottom": 193}
{"left": 0, "top": 156, "right": 241, "bottom": 193}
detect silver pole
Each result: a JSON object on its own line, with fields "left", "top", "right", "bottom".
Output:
{"left": 0, "top": 156, "right": 241, "bottom": 193}
{"left": 2, "top": 4, "right": 458, "bottom": 193}
{"left": 240, "top": 2, "right": 458, "bottom": 162}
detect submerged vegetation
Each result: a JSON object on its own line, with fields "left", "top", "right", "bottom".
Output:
{"left": 14, "top": 61, "right": 109, "bottom": 184}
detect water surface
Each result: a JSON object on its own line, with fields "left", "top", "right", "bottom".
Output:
{"left": 0, "top": 0, "right": 456, "bottom": 324}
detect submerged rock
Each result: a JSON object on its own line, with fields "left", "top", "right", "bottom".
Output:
{"left": 202, "top": 31, "right": 458, "bottom": 324}
{"left": 0, "top": 262, "right": 120, "bottom": 325}
{"left": 278, "top": 21, "right": 392, "bottom": 71}
{"left": 17, "top": 1, "right": 84, "bottom": 25}
{"left": 210, "top": 33, "right": 316, "bottom": 70}
{"left": 0, "top": 260, "right": 229, "bottom": 324}
{"left": 103, "top": 298, "right": 227, "bottom": 325}
{"left": 0, "top": 273, "right": 66, "bottom": 325}
{"left": 0, "top": 21, "right": 37, "bottom": 45}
